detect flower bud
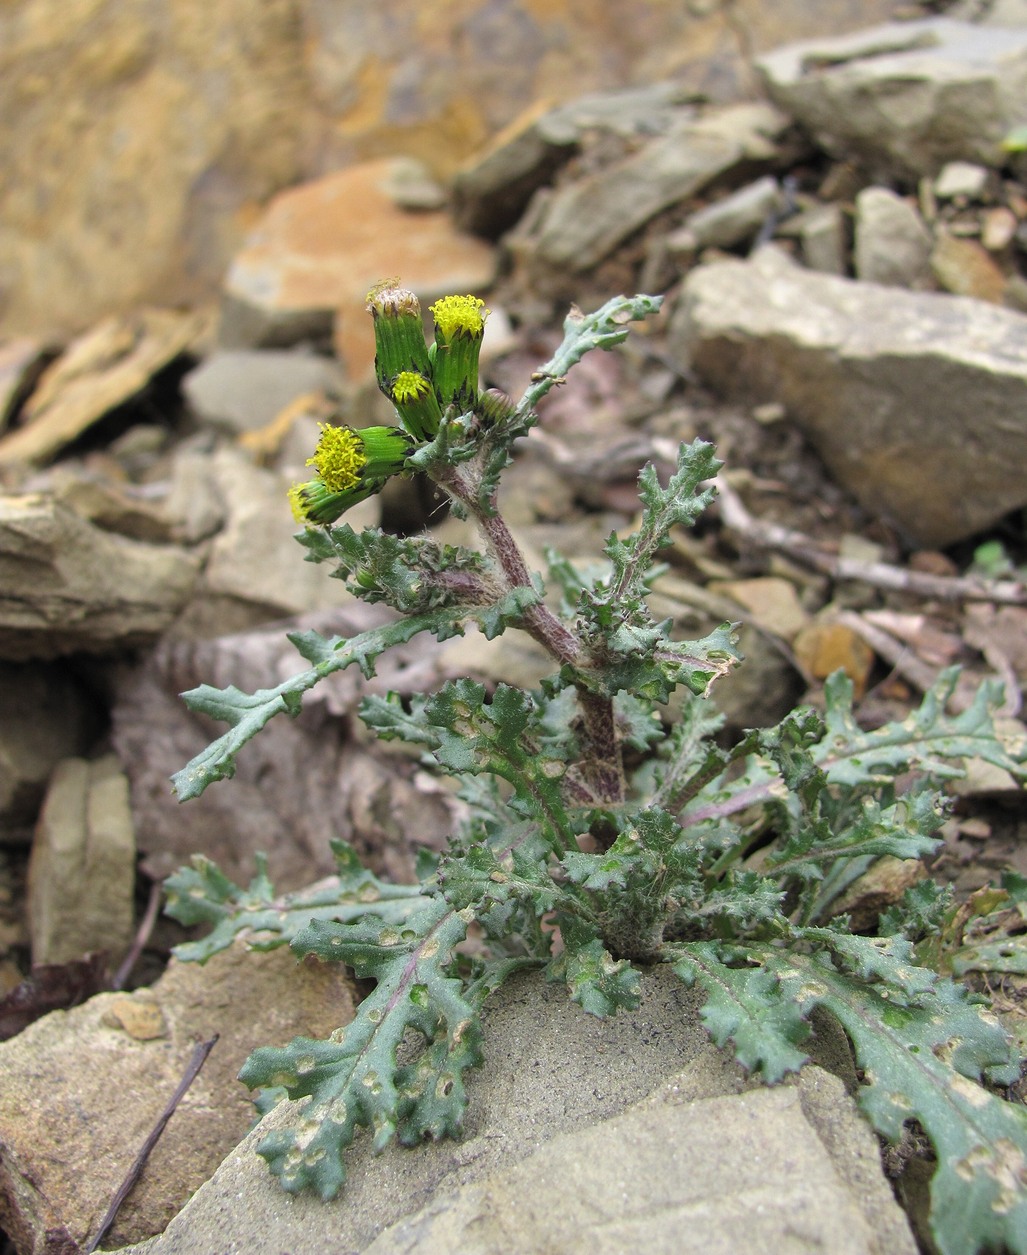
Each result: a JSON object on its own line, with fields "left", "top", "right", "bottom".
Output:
{"left": 366, "top": 280, "right": 432, "bottom": 394}
{"left": 388, "top": 370, "right": 444, "bottom": 441}
{"left": 288, "top": 478, "right": 378, "bottom": 527}
{"left": 428, "top": 294, "right": 489, "bottom": 409}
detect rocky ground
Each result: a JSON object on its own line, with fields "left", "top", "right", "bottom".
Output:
{"left": 2, "top": 8, "right": 1027, "bottom": 1255}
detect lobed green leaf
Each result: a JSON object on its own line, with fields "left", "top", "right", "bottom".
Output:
{"left": 164, "top": 841, "right": 427, "bottom": 963}
{"left": 240, "top": 900, "right": 482, "bottom": 1198}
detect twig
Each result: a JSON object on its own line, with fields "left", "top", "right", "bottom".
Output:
{"left": 111, "top": 878, "right": 163, "bottom": 992}
{"left": 714, "top": 475, "right": 1027, "bottom": 606}
{"left": 85, "top": 1034, "right": 219, "bottom": 1254}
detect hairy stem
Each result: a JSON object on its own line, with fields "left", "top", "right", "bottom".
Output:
{"left": 442, "top": 465, "right": 625, "bottom": 814}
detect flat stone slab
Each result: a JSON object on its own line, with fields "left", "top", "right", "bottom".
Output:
{"left": 0, "top": 494, "right": 201, "bottom": 660}
{"left": 673, "top": 245, "right": 1027, "bottom": 547}
{"left": 112, "top": 968, "right": 915, "bottom": 1255}
{"left": 757, "top": 18, "right": 1027, "bottom": 181}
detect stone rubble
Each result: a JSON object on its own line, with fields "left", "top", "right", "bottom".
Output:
{"left": 756, "top": 18, "right": 1027, "bottom": 182}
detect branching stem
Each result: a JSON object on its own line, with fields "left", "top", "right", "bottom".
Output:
{"left": 441, "top": 463, "right": 625, "bottom": 814}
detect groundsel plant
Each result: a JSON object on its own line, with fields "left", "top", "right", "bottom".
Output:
{"left": 167, "top": 282, "right": 1027, "bottom": 1255}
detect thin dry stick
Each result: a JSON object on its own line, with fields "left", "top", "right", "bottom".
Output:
{"left": 111, "top": 878, "right": 164, "bottom": 992}
{"left": 85, "top": 1034, "right": 219, "bottom": 1254}
{"left": 714, "top": 475, "right": 1027, "bottom": 606}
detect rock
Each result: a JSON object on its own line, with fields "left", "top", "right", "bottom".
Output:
{"left": 757, "top": 19, "right": 1027, "bottom": 182}
{"left": 112, "top": 968, "right": 915, "bottom": 1255}
{"left": 793, "top": 621, "right": 876, "bottom": 698}
{"left": 666, "top": 175, "right": 785, "bottom": 256}
{"left": 982, "top": 205, "right": 1018, "bottom": 252}
{"left": 930, "top": 232, "right": 1008, "bottom": 303}
{"left": 0, "top": 0, "right": 307, "bottom": 336}
{"left": 46, "top": 468, "right": 176, "bottom": 544}
{"left": 218, "top": 161, "right": 496, "bottom": 382}
{"left": 0, "top": 338, "right": 52, "bottom": 432}
{"left": 0, "top": 938, "right": 358, "bottom": 1251}
{"left": 377, "top": 157, "right": 447, "bottom": 212}
{"left": 0, "top": 494, "right": 201, "bottom": 660}
{"left": 167, "top": 446, "right": 354, "bottom": 639}
{"left": 452, "top": 83, "right": 698, "bottom": 238}
{"left": 0, "top": 662, "right": 101, "bottom": 843}
{"left": 933, "top": 160, "right": 995, "bottom": 203}
{"left": 301, "top": 1, "right": 900, "bottom": 179}
{"left": 672, "top": 245, "right": 1027, "bottom": 547}
{"left": 528, "top": 102, "right": 792, "bottom": 273}
{"left": 26, "top": 755, "right": 135, "bottom": 966}
{"left": 853, "top": 187, "right": 933, "bottom": 288}
{"left": 0, "top": 309, "right": 206, "bottom": 467}
{"left": 182, "top": 349, "right": 345, "bottom": 435}
{"left": 797, "top": 202, "right": 849, "bottom": 275}
{"left": 710, "top": 575, "right": 810, "bottom": 641}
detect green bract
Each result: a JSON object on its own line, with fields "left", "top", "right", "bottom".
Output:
{"left": 170, "top": 288, "right": 1027, "bottom": 1255}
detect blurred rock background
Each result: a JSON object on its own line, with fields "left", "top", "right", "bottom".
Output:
{"left": 0, "top": 0, "right": 900, "bottom": 334}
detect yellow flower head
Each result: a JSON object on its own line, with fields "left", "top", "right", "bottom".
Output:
{"left": 289, "top": 423, "right": 413, "bottom": 525}
{"left": 389, "top": 371, "right": 443, "bottom": 441}
{"left": 288, "top": 478, "right": 374, "bottom": 526}
{"left": 429, "top": 294, "right": 490, "bottom": 409}
{"left": 429, "top": 294, "right": 489, "bottom": 341}
{"left": 306, "top": 423, "right": 367, "bottom": 493}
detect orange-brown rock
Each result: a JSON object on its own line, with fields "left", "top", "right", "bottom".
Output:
{"left": 219, "top": 161, "right": 497, "bottom": 381}
{"left": 793, "top": 620, "right": 876, "bottom": 698}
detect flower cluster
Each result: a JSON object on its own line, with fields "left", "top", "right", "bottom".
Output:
{"left": 288, "top": 281, "right": 492, "bottom": 527}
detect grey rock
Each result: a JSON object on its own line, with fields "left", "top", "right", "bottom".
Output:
{"left": 853, "top": 187, "right": 933, "bottom": 288}
{"left": 796, "top": 202, "right": 849, "bottom": 275}
{"left": 757, "top": 19, "right": 1027, "bottom": 181}
{"left": 934, "top": 160, "right": 995, "bottom": 202}
{"left": 0, "top": 661, "right": 99, "bottom": 842}
{"left": 452, "top": 83, "right": 699, "bottom": 238}
{"left": 666, "top": 175, "right": 784, "bottom": 255}
{"left": 182, "top": 350, "right": 345, "bottom": 434}
{"left": 0, "top": 939, "right": 358, "bottom": 1251}
{"left": 531, "top": 102, "right": 791, "bottom": 272}
{"left": 672, "top": 245, "right": 1027, "bottom": 547}
{"left": 365, "top": 1082, "right": 902, "bottom": 1255}
{"left": 972, "top": 0, "right": 1027, "bottom": 21}
{"left": 111, "top": 968, "right": 915, "bottom": 1255}
{"left": 378, "top": 156, "right": 447, "bottom": 212}
{"left": 168, "top": 446, "right": 352, "bottom": 639}
{"left": 26, "top": 754, "right": 135, "bottom": 965}
{"left": 0, "top": 494, "right": 201, "bottom": 660}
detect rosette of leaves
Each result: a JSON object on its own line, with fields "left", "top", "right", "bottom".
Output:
{"left": 169, "top": 287, "right": 1027, "bottom": 1255}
